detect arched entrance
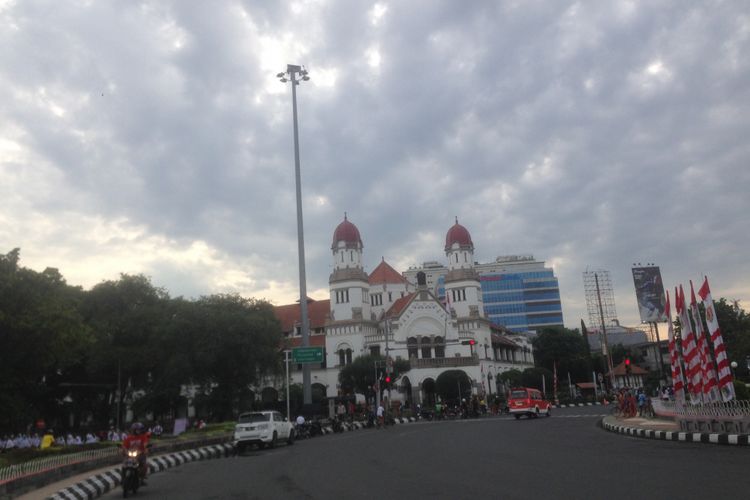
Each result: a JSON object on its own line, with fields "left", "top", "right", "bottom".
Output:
{"left": 421, "top": 378, "right": 436, "bottom": 407}
{"left": 400, "top": 376, "right": 413, "bottom": 408}
{"left": 312, "top": 383, "right": 327, "bottom": 403}
{"left": 435, "top": 370, "right": 471, "bottom": 404}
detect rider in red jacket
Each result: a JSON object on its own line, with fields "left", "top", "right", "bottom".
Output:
{"left": 122, "top": 422, "right": 151, "bottom": 483}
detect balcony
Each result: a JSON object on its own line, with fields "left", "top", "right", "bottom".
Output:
{"left": 411, "top": 354, "right": 479, "bottom": 369}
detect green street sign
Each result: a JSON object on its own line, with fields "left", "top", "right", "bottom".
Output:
{"left": 292, "top": 346, "right": 324, "bottom": 364}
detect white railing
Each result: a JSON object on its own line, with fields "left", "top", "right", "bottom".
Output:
{"left": 675, "top": 399, "right": 750, "bottom": 419}
{"left": 0, "top": 446, "right": 119, "bottom": 484}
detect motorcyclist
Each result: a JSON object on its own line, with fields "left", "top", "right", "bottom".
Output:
{"left": 122, "top": 422, "right": 151, "bottom": 484}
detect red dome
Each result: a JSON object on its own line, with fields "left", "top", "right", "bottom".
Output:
{"left": 332, "top": 214, "right": 362, "bottom": 249}
{"left": 445, "top": 219, "right": 473, "bottom": 250}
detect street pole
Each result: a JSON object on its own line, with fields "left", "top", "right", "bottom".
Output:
{"left": 116, "top": 359, "right": 121, "bottom": 431}
{"left": 285, "top": 350, "right": 291, "bottom": 419}
{"left": 278, "top": 65, "right": 312, "bottom": 406}
{"left": 652, "top": 321, "right": 666, "bottom": 383}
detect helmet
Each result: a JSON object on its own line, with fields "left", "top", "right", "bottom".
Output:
{"left": 130, "top": 422, "right": 144, "bottom": 435}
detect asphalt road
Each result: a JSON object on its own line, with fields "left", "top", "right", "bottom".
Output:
{"left": 102, "top": 406, "right": 748, "bottom": 500}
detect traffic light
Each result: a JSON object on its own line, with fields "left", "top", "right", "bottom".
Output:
{"left": 384, "top": 375, "right": 391, "bottom": 386}
{"left": 625, "top": 358, "right": 632, "bottom": 374}
{"left": 460, "top": 339, "right": 476, "bottom": 346}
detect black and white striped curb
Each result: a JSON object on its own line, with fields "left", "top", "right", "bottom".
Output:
{"left": 602, "top": 418, "right": 750, "bottom": 446}
{"left": 551, "top": 402, "right": 604, "bottom": 409}
{"left": 48, "top": 443, "right": 233, "bottom": 500}
{"left": 320, "top": 417, "right": 420, "bottom": 433}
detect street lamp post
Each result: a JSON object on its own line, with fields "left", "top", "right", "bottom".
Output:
{"left": 278, "top": 64, "right": 312, "bottom": 407}
{"left": 731, "top": 361, "right": 738, "bottom": 380}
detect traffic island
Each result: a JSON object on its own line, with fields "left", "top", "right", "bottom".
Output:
{"left": 601, "top": 415, "right": 750, "bottom": 446}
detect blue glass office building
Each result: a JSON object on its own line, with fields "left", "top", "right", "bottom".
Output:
{"left": 421, "top": 255, "right": 564, "bottom": 333}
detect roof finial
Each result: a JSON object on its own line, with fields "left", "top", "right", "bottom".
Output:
{"left": 455, "top": 216, "right": 458, "bottom": 224}
{"left": 344, "top": 211, "right": 347, "bottom": 221}
{"left": 382, "top": 256, "right": 385, "bottom": 262}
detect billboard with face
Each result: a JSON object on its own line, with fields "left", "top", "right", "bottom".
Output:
{"left": 631, "top": 266, "right": 667, "bottom": 323}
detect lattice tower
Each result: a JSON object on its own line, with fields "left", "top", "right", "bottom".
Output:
{"left": 582, "top": 269, "right": 618, "bottom": 328}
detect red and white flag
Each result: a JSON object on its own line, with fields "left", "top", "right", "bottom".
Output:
{"left": 690, "top": 281, "right": 720, "bottom": 403}
{"left": 678, "top": 285, "right": 702, "bottom": 404}
{"left": 698, "top": 277, "right": 736, "bottom": 402}
{"left": 665, "top": 291, "right": 686, "bottom": 403}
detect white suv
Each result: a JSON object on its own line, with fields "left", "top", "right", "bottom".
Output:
{"left": 234, "top": 411, "right": 294, "bottom": 451}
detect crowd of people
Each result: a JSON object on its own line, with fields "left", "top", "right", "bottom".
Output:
{"left": 0, "top": 423, "right": 164, "bottom": 453}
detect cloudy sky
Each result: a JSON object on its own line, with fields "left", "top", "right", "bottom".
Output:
{"left": 1, "top": 0, "right": 749, "bottom": 329}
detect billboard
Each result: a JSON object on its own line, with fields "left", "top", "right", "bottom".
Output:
{"left": 631, "top": 266, "right": 667, "bottom": 323}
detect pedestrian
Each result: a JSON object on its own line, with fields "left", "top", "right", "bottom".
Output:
{"left": 376, "top": 402, "right": 385, "bottom": 428}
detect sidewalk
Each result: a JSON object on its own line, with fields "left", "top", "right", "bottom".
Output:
{"left": 601, "top": 415, "right": 750, "bottom": 446}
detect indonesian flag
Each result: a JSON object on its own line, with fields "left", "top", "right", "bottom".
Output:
{"left": 690, "top": 281, "right": 720, "bottom": 403}
{"left": 665, "top": 291, "right": 686, "bottom": 403}
{"left": 678, "top": 285, "right": 702, "bottom": 404}
{"left": 698, "top": 277, "right": 736, "bottom": 402}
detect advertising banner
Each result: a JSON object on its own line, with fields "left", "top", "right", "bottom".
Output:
{"left": 631, "top": 266, "right": 667, "bottom": 322}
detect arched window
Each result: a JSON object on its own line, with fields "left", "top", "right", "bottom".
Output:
{"left": 407, "top": 337, "right": 418, "bottom": 359}
{"left": 346, "top": 348, "right": 353, "bottom": 365}
{"left": 421, "top": 338, "right": 432, "bottom": 359}
{"left": 339, "top": 349, "right": 346, "bottom": 366}
{"left": 434, "top": 337, "right": 445, "bottom": 358}
{"left": 455, "top": 254, "right": 459, "bottom": 263}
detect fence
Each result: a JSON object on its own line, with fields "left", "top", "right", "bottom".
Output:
{"left": 651, "top": 399, "right": 750, "bottom": 433}
{"left": 0, "top": 446, "right": 119, "bottom": 484}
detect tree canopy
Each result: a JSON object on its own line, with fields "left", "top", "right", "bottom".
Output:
{"left": 0, "top": 249, "right": 283, "bottom": 431}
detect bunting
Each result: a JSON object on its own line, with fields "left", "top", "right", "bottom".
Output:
{"left": 678, "top": 285, "right": 702, "bottom": 404}
{"left": 698, "top": 277, "right": 736, "bottom": 401}
{"left": 665, "top": 291, "right": 685, "bottom": 403}
{"left": 690, "top": 281, "right": 720, "bottom": 402}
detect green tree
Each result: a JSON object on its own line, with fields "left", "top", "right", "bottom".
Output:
{"left": 497, "top": 369, "right": 523, "bottom": 389}
{"left": 532, "top": 327, "right": 591, "bottom": 382}
{"left": 338, "top": 355, "right": 410, "bottom": 396}
{"left": 521, "top": 367, "right": 554, "bottom": 395}
{"left": 0, "top": 249, "right": 92, "bottom": 431}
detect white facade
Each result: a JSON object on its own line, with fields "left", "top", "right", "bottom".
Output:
{"left": 279, "top": 218, "right": 535, "bottom": 405}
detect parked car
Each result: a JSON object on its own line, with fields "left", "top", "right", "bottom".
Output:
{"left": 234, "top": 411, "right": 295, "bottom": 451}
{"left": 508, "top": 387, "right": 551, "bottom": 419}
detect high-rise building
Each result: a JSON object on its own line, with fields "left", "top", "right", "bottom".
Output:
{"left": 405, "top": 255, "right": 564, "bottom": 332}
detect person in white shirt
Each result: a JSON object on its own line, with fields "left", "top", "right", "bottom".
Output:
{"left": 376, "top": 404, "right": 385, "bottom": 428}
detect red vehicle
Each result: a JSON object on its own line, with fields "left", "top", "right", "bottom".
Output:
{"left": 508, "top": 387, "right": 551, "bottom": 419}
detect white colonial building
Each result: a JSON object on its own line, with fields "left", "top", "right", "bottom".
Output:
{"left": 274, "top": 216, "right": 534, "bottom": 406}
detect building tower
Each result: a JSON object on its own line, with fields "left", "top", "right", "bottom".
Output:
{"left": 582, "top": 268, "right": 618, "bottom": 329}
{"left": 443, "top": 218, "right": 483, "bottom": 318}
{"left": 329, "top": 214, "right": 370, "bottom": 322}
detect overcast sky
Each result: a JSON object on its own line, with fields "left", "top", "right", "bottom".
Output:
{"left": 2, "top": 0, "right": 749, "bottom": 330}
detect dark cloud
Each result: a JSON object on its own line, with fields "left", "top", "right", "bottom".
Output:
{"left": 1, "top": 0, "right": 748, "bottom": 326}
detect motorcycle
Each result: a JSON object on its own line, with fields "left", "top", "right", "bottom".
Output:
{"left": 121, "top": 444, "right": 142, "bottom": 498}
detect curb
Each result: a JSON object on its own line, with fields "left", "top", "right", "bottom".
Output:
{"left": 601, "top": 417, "right": 750, "bottom": 446}
{"left": 320, "top": 417, "right": 420, "bottom": 434}
{"left": 47, "top": 443, "right": 233, "bottom": 499}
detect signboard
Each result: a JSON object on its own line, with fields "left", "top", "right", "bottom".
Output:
{"left": 631, "top": 266, "right": 667, "bottom": 323}
{"left": 292, "top": 346, "right": 324, "bottom": 364}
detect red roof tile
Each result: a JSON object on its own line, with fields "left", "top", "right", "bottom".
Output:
{"left": 274, "top": 298, "right": 330, "bottom": 333}
{"left": 386, "top": 293, "right": 415, "bottom": 318}
{"left": 369, "top": 259, "right": 407, "bottom": 285}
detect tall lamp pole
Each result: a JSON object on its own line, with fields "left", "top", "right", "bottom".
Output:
{"left": 278, "top": 64, "right": 312, "bottom": 406}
